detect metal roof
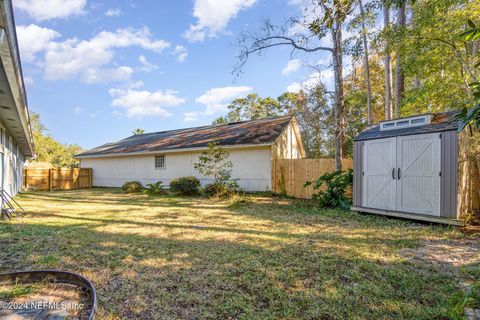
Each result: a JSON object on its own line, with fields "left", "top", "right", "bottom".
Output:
{"left": 354, "top": 111, "right": 460, "bottom": 141}
{"left": 76, "top": 115, "right": 293, "bottom": 158}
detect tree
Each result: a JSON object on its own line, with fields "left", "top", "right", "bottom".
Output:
{"left": 236, "top": 0, "right": 356, "bottom": 170}
{"left": 390, "top": 0, "right": 480, "bottom": 115}
{"left": 279, "top": 86, "right": 332, "bottom": 158}
{"left": 132, "top": 128, "right": 145, "bottom": 135}
{"left": 358, "top": 0, "right": 373, "bottom": 125}
{"left": 383, "top": 0, "right": 393, "bottom": 119}
{"left": 194, "top": 142, "right": 234, "bottom": 185}
{"left": 456, "top": 19, "right": 480, "bottom": 131}
{"left": 30, "top": 112, "right": 83, "bottom": 168}
{"left": 393, "top": 1, "right": 406, "bottom": 117}
{"left": 213, "top": 94, "right": 283, "bottom": 124}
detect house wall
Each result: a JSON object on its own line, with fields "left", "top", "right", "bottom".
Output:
{"left": 272, "top": 119, "right": 305, "bottom": 159}
{"left": 80, "top": 146, "right": 273, "bottom": 192}
{"left": 0, "top": 123, "right": 24, "bottom": 196}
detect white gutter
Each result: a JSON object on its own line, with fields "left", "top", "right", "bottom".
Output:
{"left": 0, "top": 0, "right": 34, "bottom": 156}
{"left": 74, "top": 143, "right": 273, "bottom": 159}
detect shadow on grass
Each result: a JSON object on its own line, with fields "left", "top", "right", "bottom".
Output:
{"left": 0, "top": 220, "right": 467, "bottom": 320}
{"left": 3, "top": 189, "right": 472, "bottom": 319}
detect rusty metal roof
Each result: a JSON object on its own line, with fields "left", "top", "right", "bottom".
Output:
{"left": 76, "top": 115, "right": 293, "bottom": 158}
{"left": 354, "top": 111, "right": 460, "bottom": 141}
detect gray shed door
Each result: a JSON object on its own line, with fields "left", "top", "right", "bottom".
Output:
{"left": 396, "top": 133, "right": 441, "bottom": 215}
{"left": 362, "top": 137, "right": 397, "bottom": 210}
{"left": 362, "top": 133, "right": 441, "bottom": 216}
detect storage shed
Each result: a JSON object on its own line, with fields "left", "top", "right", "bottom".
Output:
{"left": 351, "top": 111, "right": 479, "bottom": 225}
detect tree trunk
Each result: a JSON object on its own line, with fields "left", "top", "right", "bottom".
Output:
{"left": 359, "top": 0, "right": 372, "bottom": 125}
{"left": 332, "top": 25, "right": 344, "bottom": 171}
{"left": 383, "top": 1, "right": 392, "bottom": 120}
{"left": 394, "top": 2, "right": 406, "bottom": 118}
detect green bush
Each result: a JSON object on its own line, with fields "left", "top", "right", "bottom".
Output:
{"left": 304, "top": 169, "right": 353, "bottom": 210}
{"left": 122, "top": 181, "right": 143, "bottom": 193}
{"left": 170, "top": 176, "right": 201, "bottom": 196}
{"left": 203, "top": 180, "right": 239, "bottom": 198}
{"left": 143, "top": 181, "right": 165, "bottom": 195}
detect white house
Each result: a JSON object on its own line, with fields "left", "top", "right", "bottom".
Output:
{"left": 0, "top": 0, "right": 35, "bottom": 196}
{"left": 75, "top": 116, "right": 305, "bottom": 191}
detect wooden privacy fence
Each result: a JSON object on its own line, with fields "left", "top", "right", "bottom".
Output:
{"left": 23, "top": 168, "right": 92, "bottom": 191}
{"left": 272, "top": 158, "right": 353, "bottom": 199}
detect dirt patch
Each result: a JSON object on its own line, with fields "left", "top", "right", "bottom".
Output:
{"left": 0, "top": 283, "right": 91, "bottom": 320}
{"left": 398, "top": 238, "right": 480, "bottom": 274}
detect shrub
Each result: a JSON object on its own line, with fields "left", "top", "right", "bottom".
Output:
{"left": 304, "top": 169, "right": 353, "bottom": 210}
{"left": 143, "top": 181, "right": 165, "bottom": 195}
{"left": 203, "top": 180, "right": 239, "bottom": 198}
{"left": 170, "top": 176, "right": 200, "bottom": 196}
{"left": 194, "top": 142, "right": 239, "bottom": 198}
{"left": 122, "top": 181, "right": 143, "bottom": 193}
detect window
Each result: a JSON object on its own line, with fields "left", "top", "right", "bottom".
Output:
{"left": 155, "top": 155, "right": 165, "bottom": 169}
{"left": 411, "top": 118, "right": 426, "bottom": 124}
{"left": 5, "top": 134, "right": 9, "bottom": 149}
{"left": 380, "top": 115, "right": 432, "bottom": 131}
{"left": 382, "top": 122, "right": 395, "bottom": 129}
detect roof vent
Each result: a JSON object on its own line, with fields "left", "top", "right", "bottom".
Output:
{"left": 380, "top": 114, "right": 433, "bottom": 131}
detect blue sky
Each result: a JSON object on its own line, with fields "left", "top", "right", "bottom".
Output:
{"left": 14, "top": 0, "right": 333, "bottom": 149}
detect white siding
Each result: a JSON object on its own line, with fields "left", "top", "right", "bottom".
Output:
{"left": 272, "top": 121, "right": 304, "bottom": 159}
{"left": 80, "top": 147, "right": 272, "bottom": 192}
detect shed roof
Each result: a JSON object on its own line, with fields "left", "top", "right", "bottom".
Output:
{"left": 354, "top": 111, "right": 460, "bottom": 141}
{"left": 75, "top": 115, "right": 293, "bottom": 158}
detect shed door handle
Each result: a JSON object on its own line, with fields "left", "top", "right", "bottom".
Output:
{"left": 397, "top": 168, "right": 401, "bottom": 180}
{"left": 392, "top": 168, "right": 395, "bottom": 180}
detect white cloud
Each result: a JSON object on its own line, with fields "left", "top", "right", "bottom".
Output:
{"left": 105, "top": 8, "right": 122, "bottom": 17}
{"left": 82, "top": 66, "right": 134, "bottom": 84}
{"left": 16, "top": 25, "right": 60, "bottom": 62}
{"left": 282, "top": 59, "right": 302, "bottom": 75}
{"left": 183, "top": 0, "right": 257, "bottom": 42}
{"left": 109, "top": 88, "right": 186, "bottom": 118}
{"left": 183, "top": 112, "right": 200, "bottom": 122}
{"left": 15, "top": 0, "right": 87, "bottom": 21}
{"left": 138, "top": 55, "right": 158, "bottom": 72}
{"left": 286, "top": 70, "right": 333, "bottom": 92}
{"left": 196, "top": 86, "right": 252, "bottom": 114}
{"left": 286, "top": 82, "right": 303, "bottom": 93}
{"left": 17, "top": 25, "right": 171, "bottom": 83}
{"left": 173, "top": 45, "right": 188, "bottom": 63}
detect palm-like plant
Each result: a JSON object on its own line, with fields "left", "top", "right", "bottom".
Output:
{"left": 456, "top": 19, "right": 480, "bottom": 131}
{"left": 143, "top": 181, "right": 165, "bottom": 195}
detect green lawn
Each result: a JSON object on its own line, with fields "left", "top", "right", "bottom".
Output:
{"left": 1, "top": 188, "right": 478, "bottom": 319}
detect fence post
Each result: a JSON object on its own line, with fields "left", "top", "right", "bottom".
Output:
{"left": 89, "top": 168, "right": 92, "bottom": 188}
{"left": 49, "top": 168, "right": 53, "bottom": 192}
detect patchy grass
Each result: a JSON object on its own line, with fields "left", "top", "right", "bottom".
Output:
{"left": 0, "top": 188, "right": 478, "bottom": 319}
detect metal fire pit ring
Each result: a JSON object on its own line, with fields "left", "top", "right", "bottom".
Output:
{"left": 0, "top": 270, "right": 97, "bottom": 320}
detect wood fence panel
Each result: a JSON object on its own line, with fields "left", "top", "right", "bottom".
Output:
{"left": 24, "top": 168, "right": 92, "bottom": 191}
{"left": 272, "top": 158, "right": 353, "bottom": 199}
